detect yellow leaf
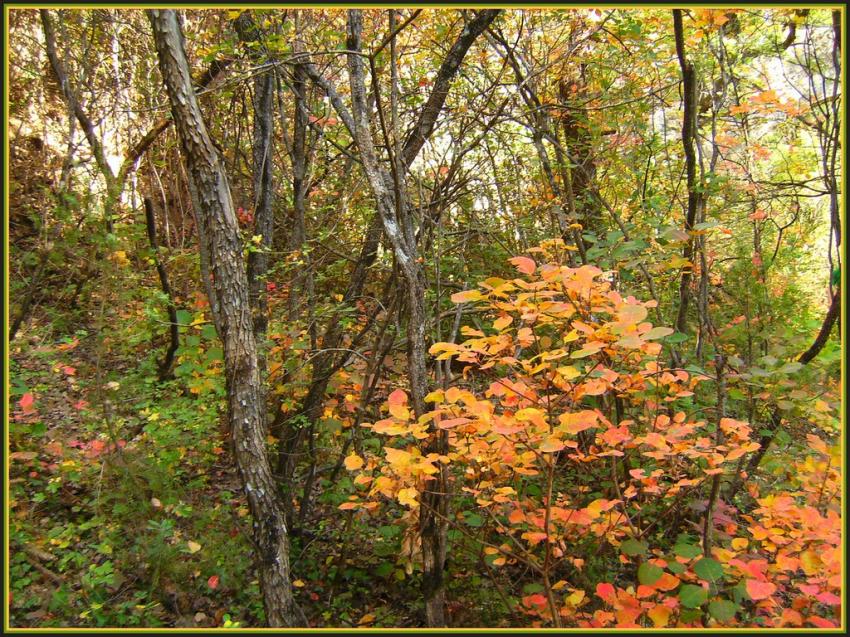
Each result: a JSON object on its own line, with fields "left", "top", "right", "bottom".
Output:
{"left": 559, "top": 410, "right": 598, "bottom": 435}
{"left": 358, "top": 613, "right": 376, "bottom": 625}
{"left": 344, "top": 454, "right": 364, "bottom": 471}
{"left": 384, "top": 447, "right": 413, "bottom": 469}
{"left": 292, "top": 579, "right": 305, "bottom": 588}
{"left": 187, "top": 541, "right": 202, "bottom": 554}
{"left": 556, "top": 365, "right": 581, "bottom": 380}
{"left": 648, "top": 605, "right": 671, "bottom": 627}
{"left": 565, "top": 589, "right": 586, "bottom": 607}
{"left": 397, "top": 487, "right": 419, "bottom": 508}
{"left": 451, "top": 289, "right": 484, "bottom": 304}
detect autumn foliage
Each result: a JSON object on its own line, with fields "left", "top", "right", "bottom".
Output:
{"left": 341, "top": 242, "right": 841, "bottom": 628}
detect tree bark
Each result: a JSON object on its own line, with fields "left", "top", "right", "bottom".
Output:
{"left": 235, "top": 12, "right": 277, "bottom": 341}
{"left": 672, "top": 9, "right": 702, "bottom": 339}
{"left": 344, "top": 10, "right": 497, "bottom": 625}
{"left": 147, "top": 9, "right": 304, "bottom": 627}
{"left": 144, "top": 197, "right": 179, "bottom": 380}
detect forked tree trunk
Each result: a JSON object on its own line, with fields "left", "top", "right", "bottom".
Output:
{"left": 147, "top": 9, "right": 304, "bottom": 627}
{"left": 344, "top": 10, "right": 498, "bottom": 625}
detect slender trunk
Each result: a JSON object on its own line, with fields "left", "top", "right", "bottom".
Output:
{"left": 727, "top": 289, "right": 841, "bottom": 501}
{"left": 234, "top": 12, "right": 277, "bottom": 341}
{"left": 144, "top": 198, "right": 180, "bottom": 380}
{"left": 148, "top": 10, "right": 303, "bottom": 626}
{"left": 672, "top": 9, "right": 702, "bottom": 340}
{"left": 247, "top": 70, "right": 275, "bottom": 339}
{"left": 287, "top": 54, "right": 310, "bottom": 317}
{"left": 798, "top": 289, "right": 841, "bottom": 364}
{"left": 9, "top": 250, "right": 49, "bottom": 342}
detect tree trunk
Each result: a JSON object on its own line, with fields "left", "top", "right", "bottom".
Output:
{"left": 144, "top": 197, "right": 179, "bottom": 380}
{"left": 248, "top": 67, "right": 276, "bottom": 340}
{"left": 672, "top": 9, "right": 702, "bottom": 339}
{"left": 147, "top": 9, "right": 304, "bottom": 627}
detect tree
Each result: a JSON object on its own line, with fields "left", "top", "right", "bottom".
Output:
{"left": 147, "top": 9, "right": 303, "bottom": 626}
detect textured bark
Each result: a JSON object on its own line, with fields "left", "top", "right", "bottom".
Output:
{"left": 144, "top": 198, "right": 179, "bottom": 380}
{"left": 236, "top": 12, "right": 276, "bottom": 339}
{"left": 285, "top": 53, "right": 310, "bottom": 316}
{"left": 673, "top": 9, "right": 702, "bottom": 337}
{"left": 148, "top": 10, "right": 303, "bottom": 627}
{"left": 345, "top": 11, "right": 498, "bottom": 626}
{"left": 247, "top": 71, "right": 276, "bottom": 338}
{"left": 557, "top": 74, "right": 597, "bottom": 235}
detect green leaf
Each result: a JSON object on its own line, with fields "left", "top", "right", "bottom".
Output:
{"left": 637, "top": 562, "right": 663, "bottom": 586}
{"left": 708, "top": 600, "right": 738, "bottom": 622}
{"left": 374, "top": 562, "right": 394, "bottom": 577}
{"left": 693, "top": 558, "right": 724, "bottom": 582}
{"left": 679, "top": 584, "right": 708, "bottom": 608}
{"left": 667, "top": 560, "right": 686, "bottom": 574}
{"left": 620, "top": 538, "right": 648, "bottom": 556}
{"left": 728, "top": 388, "right": 746, "bottom": 400}
{"left": 463, "top": 512, "right": 483, "bottom": 527}
{"left": 673, "top": 543, "right": 702, "bottom": 559}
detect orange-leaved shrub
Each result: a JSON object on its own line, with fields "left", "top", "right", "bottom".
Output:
{"left": 340, "top": 241, "right": 841, "bottom": 628}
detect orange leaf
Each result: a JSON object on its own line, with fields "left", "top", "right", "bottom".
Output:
{"left": 596, "top": 582, "right": 616, "bottom": 601}
{"left": 653, "top": 572, "right": 680, "bottom": 592}
{"left": 509, "top": 256, "right": 536, "bottom": 275}
{"left": 745, "top": 579, "right": 776, "bottom": 601}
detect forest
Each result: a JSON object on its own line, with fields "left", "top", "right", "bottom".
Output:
{"left": 6, "top": 6, "right": 844, "bottom": 630}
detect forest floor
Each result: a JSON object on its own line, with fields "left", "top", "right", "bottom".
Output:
{"left": 8, "top": 314, "right": 509, "bottom": 628}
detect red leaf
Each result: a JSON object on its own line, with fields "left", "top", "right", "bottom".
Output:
{"left": 62, "top": 366, "right": 76, "bottom": 376}
{"left": 808, "top": 617, "right": 836, "bottom": 628}
{"left": 73, "top": 400, "right": 88, "bottom": 410}
{"left": 815, "top": 591, "right": 841, "bottom": 605}
{"left": 86, "top": 439, "right": 107, "bottom": 458}
{"left": 19, "top": 393, "right": 35, "bottom": 413}
{"left": 522, "top": 593, "right": 548, "bottom": 608}
{"left": 207, "top": 575, "right": 220, "bottom": 590}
